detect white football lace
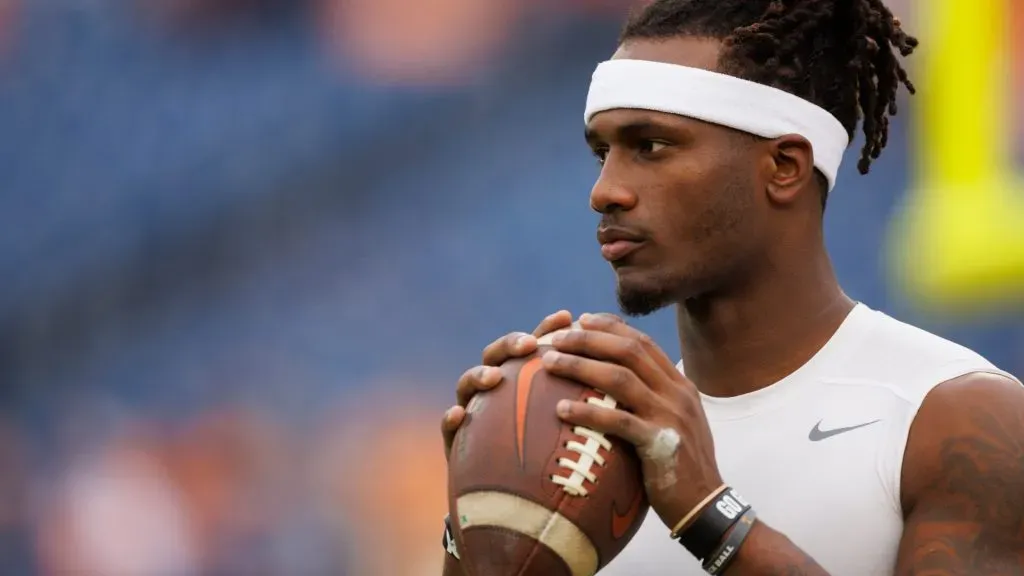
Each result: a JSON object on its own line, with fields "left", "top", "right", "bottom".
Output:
{"left": 551, "top": 394, "right": 617, "bottom": 497}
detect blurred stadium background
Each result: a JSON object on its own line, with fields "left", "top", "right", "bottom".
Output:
{"left": 0, "top": 0, "right": 1020, "bottom": 574}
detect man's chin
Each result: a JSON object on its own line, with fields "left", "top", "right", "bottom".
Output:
{"left": 615, "top": 280, "right": 676, "bottom": 318}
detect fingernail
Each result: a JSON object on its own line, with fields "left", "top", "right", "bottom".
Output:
{"left": 444, "top": 407, "right": 455, "bottom": 421}
{"left": 542, "top": 350, "right": 561, "bottom": 365}
{"left": 580, "top": 313, "right": 595, "bottom": 323}
{"left": 477, "top": 366, "right": 492, "bottom": 383}
{"left": 557, "top": 400, "right": 571, "bottom": 415}
{"left": 482, "top": 367, "right": 501, "bottom": 384}
{"left": 515, "top": 334, "right": 533, "bottom": 348}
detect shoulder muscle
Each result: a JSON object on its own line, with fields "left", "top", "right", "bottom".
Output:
{"left": 897, "top": 372, "right": 1024, "bottom": 574}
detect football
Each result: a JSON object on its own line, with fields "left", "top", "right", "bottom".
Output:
{"left": 448, "top": 328, "right": 649, "bottom": 576}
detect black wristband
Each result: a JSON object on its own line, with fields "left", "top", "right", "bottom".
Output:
{"left": 442, "top": 514, "right": 461, "bottom": 560}
{"left": 676, "top": 486, "right": 751, "bottom": 561}
{"left": 703, "top": 507, "right": 757, "bottom": 575}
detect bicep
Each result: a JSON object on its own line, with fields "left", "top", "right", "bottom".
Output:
{"left": 897, "top": 494, "right": 1024, "bottom": 574}
{"left": 895, "top": 372, "right": 1024, "bottom": 575}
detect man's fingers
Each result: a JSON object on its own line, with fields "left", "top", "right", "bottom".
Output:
{"left": 532, "top": 310, "right": 573, "bottom": 337}
{"left": 447, "top": 311, "right": 573, "bottom": 461}
{"left": 556, "top": 399, "right": 654, "bottom": 448}
{"left": 481, "top": 332, "right": 537, "bottom": 366}
{"left": 455, "top": 365, "right": 503, "bottom": 407}
{"left": 479, "top": 312, "right": 573, "bottom": 366}
{"left": 441, "top": 405, "right": 467, "bottom": 461}
{"left": 578, "top": 312, "right": 680, "bottom": 376}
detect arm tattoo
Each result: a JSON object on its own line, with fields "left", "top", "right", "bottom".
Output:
{"left": 897, "top": 390, "right": 1024, "bottom": 575}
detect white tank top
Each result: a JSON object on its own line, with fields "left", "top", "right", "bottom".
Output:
{"left": 601, "top": 303, "right": 1020, "bottom": 576}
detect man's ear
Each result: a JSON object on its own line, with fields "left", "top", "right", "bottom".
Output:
{"left": 763, "top": 135, "right": 817, "bottom": 205}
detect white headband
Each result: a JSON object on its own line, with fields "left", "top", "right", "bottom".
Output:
{"left": 584, "top": 59, "right": 849, "bottom": 190}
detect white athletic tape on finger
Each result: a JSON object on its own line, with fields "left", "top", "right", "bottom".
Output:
{"left": 643, "top": 427, "right": 681, "bottom": 491}
{"left": 584, "top": 59, "right": 849, "bottom": 191}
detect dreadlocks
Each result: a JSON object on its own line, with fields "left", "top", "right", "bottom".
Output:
{"left": 620, "top": 0, "right": 917, "bottom": 202}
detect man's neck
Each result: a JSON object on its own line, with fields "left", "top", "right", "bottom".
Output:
{"left": 675, "top": 256, "right": 855, "bottom": 399}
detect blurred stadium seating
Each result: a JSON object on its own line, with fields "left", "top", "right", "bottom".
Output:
{"left": 0, "top": 1, "right": 1019, "bottom": 574}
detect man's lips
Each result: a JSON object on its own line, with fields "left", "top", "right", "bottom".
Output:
{"left": 600, "top": 239, "right": 645, "bottom": 262}
{"left": 597, "top": 227, "right": 648, "bottom": 262}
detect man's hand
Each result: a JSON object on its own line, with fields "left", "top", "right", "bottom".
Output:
{"left": 541, "top": 312, "right": 725, "bottom": 528}
{"left": 440, "top": 310, "right": 573, "bottom": 460}
{"left": 543, "top": 313, "right": 830, "bottom": 575}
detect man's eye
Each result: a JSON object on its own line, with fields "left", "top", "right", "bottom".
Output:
{"left": 594, "top": 147, "right": 609, "bottom": 165}
{"left": 639, "top": 140, "right": 669, "bottom": 154}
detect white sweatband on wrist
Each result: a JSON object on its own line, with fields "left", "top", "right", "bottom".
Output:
{"left": 584, "top": 59, "right": 850, "bottom": 191}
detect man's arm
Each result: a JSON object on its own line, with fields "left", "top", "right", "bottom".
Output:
{"left": 441, "top": 372, "right": 1024, "bottom": 575}
{"left": 722, "top": 371, "right": 1024, "bottom": 576}
{"left": 895, "top": 372, "right": 1024, "bottom": 574}
{"left": 717, "top": 520, "right": 829, "bottom": 575}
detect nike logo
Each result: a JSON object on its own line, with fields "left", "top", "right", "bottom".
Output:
{"left": 808, "top": 419, "right": 881, "bottom": 442}
{"left": 515, "top": 357, "right": 544, "bottom": 467}
{"left": 611, "top": 489, "right": 645, "bottom": 540}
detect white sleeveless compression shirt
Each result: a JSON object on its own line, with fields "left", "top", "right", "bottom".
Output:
{"left": 601, "top": 303, "right": 1020, "bottom": 576}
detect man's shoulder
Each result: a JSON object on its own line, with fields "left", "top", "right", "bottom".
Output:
{"left": 831, "top": 304, "right": 1011, "bottom": 403}
{"left": 900, "top": 371, "right": 1024, "bottom": 527}
{"left": 853, "top": 305, "right": 989, "bottom": 366}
